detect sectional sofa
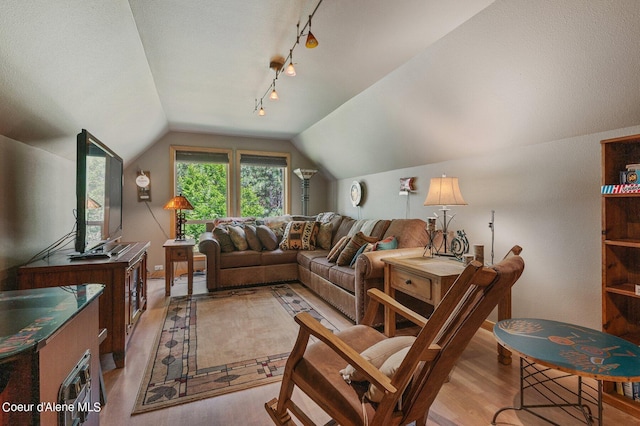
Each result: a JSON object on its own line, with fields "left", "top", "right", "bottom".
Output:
{"left": 198, "top": 213, "right": 430, "bottom": 323}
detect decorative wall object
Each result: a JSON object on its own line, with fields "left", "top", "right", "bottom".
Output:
{"left": 136, "top": 170, "right": 151, "bottom": 202}
{"left": 399, "top": 177, "right": 416, "bottom": 193}
{"left": 350, "top": 181, "right": 363, "bottom": 207}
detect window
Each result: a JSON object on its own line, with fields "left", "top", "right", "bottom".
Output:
{"left": 171, "top": 147, "right": 231, "bottom": 240}
{"left": 170, "top": 147, "right": 290, "bottom": 239}
{"left": 237, "top": 151, "right": 290, "bottom": 217}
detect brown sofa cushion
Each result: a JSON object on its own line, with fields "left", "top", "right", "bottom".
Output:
{"left": 328, "top": 265, "right": 356, "bottom": 293}
{"left": 383, "top": 219, "right": 428, "bottom": 248}
{"left": 333, "top": 218, "right": 356, "bottom": 246}
{"left": 213, "top": 226, "right": 236, "bottom": 252}
{"left": 256, "top": 225, "right": 279, "bottom": 250}
{"left": 261, "top": 249, "right": 300, "bottom": 265}
{"left": 220, "top": 250, "right": 262, "bottom": 268}
{"left": 337, "top": 232, "right": 379, "bottom": 266}
{"left": 244, "top": 224, "right": 263, "bottom": 251}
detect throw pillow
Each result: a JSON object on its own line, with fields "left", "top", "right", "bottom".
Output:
{"left": 349, "top": 242, "right": 373, "bottom": 267}
{"left": 279, "top": 221, "right": 320, "bottom": 250}
{"left": 228, "top": 225, "right": 248, "bottom": 251}
{"left": 373, "top": 236, "right": 398, "bottom": 251}
{"left": 213, "top": 226, "right": 235, "bottom": 253}
{"left": 365, "top": 346, "right": 412, "bottom": 403}
{"left": 339, "top": 336, "right": 416, "bottom": 383}
{"left": 327, "top": 236, "right": 350, "bottom": 263}
{"left": 256, "top": 225, "right": 279, "bottom": 251}
{"left": 244, "top": 224, "right": 263, "bottom": 251}
{"left": 336, "top": 232, "right": 379, "bottom": 266}
{"left": 316, "top": 223, "right": 333, "bottom": 250}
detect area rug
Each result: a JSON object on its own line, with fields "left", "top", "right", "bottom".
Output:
{"left": 132, "top": 283, "right": 339, "bottom": 414}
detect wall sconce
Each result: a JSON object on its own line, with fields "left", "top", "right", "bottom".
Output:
{"left": 163, "top": 194, "right": 194, "bottom": 241}
{"left": 294, "top": 168, "right": 318, "bottom": 216}
{"left": 423, "top": 174, "right": 467, "bottom": 255}
{"left": 136, "top": 170, "right": 151, "bottom": 201}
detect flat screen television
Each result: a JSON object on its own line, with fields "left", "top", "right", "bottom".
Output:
{"left": 75, "top": 129, "right": 124, "bottom": 253}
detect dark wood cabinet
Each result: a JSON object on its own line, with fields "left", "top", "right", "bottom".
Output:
{"left": 17, "top": 242, "right": 149, "bottom": 368}
{"left": 601, "top": 135, "right": 640, "bottom": 418}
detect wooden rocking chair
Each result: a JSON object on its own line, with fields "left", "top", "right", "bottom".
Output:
{"left": 265, "top": 246, "right": 524, "bottom": 426}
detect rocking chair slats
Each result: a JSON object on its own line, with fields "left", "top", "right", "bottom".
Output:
{"left": 266, "top": 246, "right": 525, "bottom": 426}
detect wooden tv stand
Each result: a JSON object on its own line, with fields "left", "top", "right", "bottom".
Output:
{"left": 17, "top": 241, "right": 150, "bottom": 368}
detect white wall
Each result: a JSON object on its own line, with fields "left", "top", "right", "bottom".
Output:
{"left": 0, "top": 135, "right": 75, "bottom": 289}
{"left": 334, "top": 125, "right": 640, "bottom": 329}
{"left": 122, "top": 131, "right": 330, "bottom": 271}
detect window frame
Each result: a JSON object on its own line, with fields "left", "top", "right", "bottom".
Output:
{"left": 235, "top": 150, "right": 291, "bottom": 218}
{"left": 169, "top": 146, "right": 291, "bottom": 238}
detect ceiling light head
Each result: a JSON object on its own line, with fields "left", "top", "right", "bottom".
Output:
{"left": 258, "top": 106, "right": 265, "bottom": 116}
{"left": 285, "top": 61, "right": 296, "bottom": 76}
{"left": 269, "top": 80, "right": 279, "bottom": 100}
{"left": 305, "top": 31, "right": 318, "bottom": 48}
{"left": 269, "top": 56, "right": 285, "bottom": 72}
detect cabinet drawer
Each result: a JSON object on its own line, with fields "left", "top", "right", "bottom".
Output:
{"left": 169, "top": 248, "right": 190, "bottom": 261}
{"left": 390, "top": 269, "right": 433, "bottom": 303}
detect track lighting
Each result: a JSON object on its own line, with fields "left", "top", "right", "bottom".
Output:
{"left": 253, "top": 0, "right": 323, "bottom": 116}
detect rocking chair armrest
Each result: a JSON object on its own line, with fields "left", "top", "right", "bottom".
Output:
{"left": 294, "top": 312, "right": 397, "bottom": 395}
{"left": 366, "top": 288, "right": 429, "bottom": 327}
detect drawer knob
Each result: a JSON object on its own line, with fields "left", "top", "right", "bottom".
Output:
{"left": 405, "top": 279, "right": 412, "bottom": 285}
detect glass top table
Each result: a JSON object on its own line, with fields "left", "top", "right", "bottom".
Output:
{"left": 0, "top": 284, "right": 104, "bottom": 361}
{"left": 492, "top": 318, "right": 640, "bottom": 425}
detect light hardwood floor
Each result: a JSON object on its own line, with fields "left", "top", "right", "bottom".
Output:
{"left": 99, "top": 276, "right": 638, "bottom": 425}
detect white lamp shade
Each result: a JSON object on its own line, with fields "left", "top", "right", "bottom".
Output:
{"left": 424, "top": 176, "right": 467, "bottom": 206}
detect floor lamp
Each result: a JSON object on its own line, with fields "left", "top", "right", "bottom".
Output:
{"left": 424, "top": 175, "right": 467, "bottom": 255}
{"left": 294, "top": 168, "right": 318, "bottom": 216}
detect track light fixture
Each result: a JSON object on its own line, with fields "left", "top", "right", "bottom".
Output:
{"left": 253, "top": 0, "right": 323, "bottom": 116}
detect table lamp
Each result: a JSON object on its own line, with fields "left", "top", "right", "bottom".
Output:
{"left": 424, "top": 174, "right": 467, "bottom": 255}
{"left": 163, "top": 194, "right": 194, "bottom": 241}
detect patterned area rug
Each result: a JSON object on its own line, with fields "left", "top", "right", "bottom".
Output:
{"left": 132, "top": 283, "right": 339, "bottom": 414}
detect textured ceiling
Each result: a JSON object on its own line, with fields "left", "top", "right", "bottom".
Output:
{"left": 1, "top": 1, "right": 639, "bottom": 181}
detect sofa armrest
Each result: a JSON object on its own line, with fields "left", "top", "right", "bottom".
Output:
{"left": 199, "top": 232, "right": 221, "bottom": 290}
{"left": 356, "top": 246, "right": 426, "bottom": 280}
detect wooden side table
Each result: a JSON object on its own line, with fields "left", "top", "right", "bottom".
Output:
{"left": 163, "top": 239, "right": 195, "bottom": 296}
{"left": 382, "top": 255, "right": 513, "bottom": 365}
{"left": 382, "top": 256, "right": 464, "bottom": 337}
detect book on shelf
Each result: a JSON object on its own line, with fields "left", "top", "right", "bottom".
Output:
{"left": 602, "top": 184, "right": 640, "bottom": 194}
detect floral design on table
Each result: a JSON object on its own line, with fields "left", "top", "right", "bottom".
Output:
{"left": 496, "top": 319, "right": 640, "bottom": 376}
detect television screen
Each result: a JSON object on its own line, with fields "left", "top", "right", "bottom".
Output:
{"left": 75, "top": 130, "right": 123, "bottom": 253}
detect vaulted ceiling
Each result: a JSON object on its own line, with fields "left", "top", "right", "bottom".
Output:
{"left": 1, "top": 1, "right": 639, "bottom": 180}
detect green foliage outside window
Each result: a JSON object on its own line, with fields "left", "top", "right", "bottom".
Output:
{"left": 175, "top": 161, "right": 285, "bottom": 240}
{"left": 240, "top": 165, "right": 284, "bottom": 217}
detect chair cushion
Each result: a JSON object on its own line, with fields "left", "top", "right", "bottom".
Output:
{"left": 365, "top": 346, "right": 412, "bottom": 402}
{"left": 296, "top": 250, "right": 328, "bottom": 269}
{"left": 339, "top": 336, "right": 416, "bottom": 382}
{"left": 293, "top": 325, "right": 385, "bottom": 425}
